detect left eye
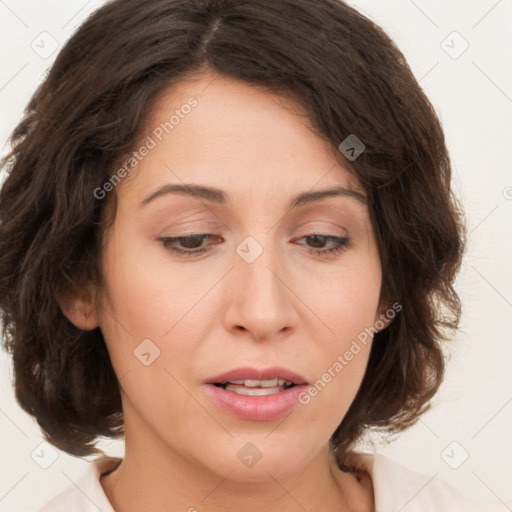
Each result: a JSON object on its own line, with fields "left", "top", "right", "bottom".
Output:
{"left": 158, "top": 234, "right": 351, "bottom": 257}
{"left": 296, "top": 234, "right": 351, "bottom": 256}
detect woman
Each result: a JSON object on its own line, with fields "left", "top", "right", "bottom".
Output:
{"left": 0, "top": 0, "right": 497, "bottom": 510}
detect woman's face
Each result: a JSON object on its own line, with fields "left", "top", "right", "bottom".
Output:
{"left": 90, "top": 72, "right": 386, "bottom": 481}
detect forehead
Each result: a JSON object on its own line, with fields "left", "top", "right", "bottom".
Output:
{"left": 117, "top": 72, "right": 364, "bottom": 207}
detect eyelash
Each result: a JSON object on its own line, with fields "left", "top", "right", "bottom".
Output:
{"left": 158, "top": 234, "right": 351, "bottom": 258}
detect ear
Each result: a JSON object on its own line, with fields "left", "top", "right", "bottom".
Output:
{"left": 56, "top": 284, "right": 100, "bottom": 331}
{"left": 373, "top": 299, "right": 401, "bottom": 333}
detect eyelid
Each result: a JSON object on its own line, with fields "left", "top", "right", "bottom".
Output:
{"left": 157, "top": 215, "right": 353, "bottom": 240}
{"left": 294, "top": 220, "right": 349, "bottom": 236}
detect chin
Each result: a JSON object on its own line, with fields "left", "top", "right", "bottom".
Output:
{"left": 194, "top": 435, "right": 320, "bottom": 483}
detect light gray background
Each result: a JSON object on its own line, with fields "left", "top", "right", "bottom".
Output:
{"left": 0, "top": 0, "right": 511, "bottom": 510}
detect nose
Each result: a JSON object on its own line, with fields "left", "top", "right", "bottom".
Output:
{"left": 222, "top": 236, "right": 298, "bottom": 342}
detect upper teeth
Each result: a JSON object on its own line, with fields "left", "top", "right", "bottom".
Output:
{"left": 225, "top": 378, "right": 291, "bottom": 387}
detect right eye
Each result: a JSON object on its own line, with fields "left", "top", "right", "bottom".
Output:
{"left": 158, "top": 234, "right": 221, "bottom": 257}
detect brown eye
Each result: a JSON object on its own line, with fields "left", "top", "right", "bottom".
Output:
{"left": 295, "top": 235, "right": 351, "bottom": 256}
{"left": 159, "top": 234, "right": 220, "bottom": 256}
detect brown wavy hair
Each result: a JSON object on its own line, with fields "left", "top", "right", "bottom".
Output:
{"left": 0, "top": 0, "right": 466, "bottom": 460}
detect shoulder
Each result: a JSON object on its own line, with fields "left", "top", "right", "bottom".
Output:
{"left": 338, "top": 450, "right": 498, "bottom": 512}
{"left": 37, "top": 456, "right": 121, "bottom": 512}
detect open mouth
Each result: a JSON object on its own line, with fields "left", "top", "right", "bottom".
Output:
{"left": 213, "top": 378, "right": 296, "bottom": 396}
{"left": 204, "top": 369, "right": 308, "bottom": 420}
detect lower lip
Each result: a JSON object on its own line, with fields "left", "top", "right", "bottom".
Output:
{"left": 203, "top": 383, "right": 308, "bottom": 421}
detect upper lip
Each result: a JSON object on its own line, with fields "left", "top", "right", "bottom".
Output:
{"left": 204, "top": 366, "right": 309, "bottom": 385}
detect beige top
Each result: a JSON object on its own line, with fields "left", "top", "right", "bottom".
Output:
{"left": 38, "top": 452, "right": 497, "bottom": 511}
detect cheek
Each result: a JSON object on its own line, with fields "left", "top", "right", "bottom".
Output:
{"left": 96, "top": 226, "right": 227, "bottom": 423}
{"left": 99, "top": 228, "right": 206, "bottom": 342}
{"left": 96, "top": 234, "right": 209, "bottom": 432}
{"left": 312, "top": 252, "right": 382, "bottom": 345}
{"left": 298, "top": 256, "right": 381, "bottom": 417}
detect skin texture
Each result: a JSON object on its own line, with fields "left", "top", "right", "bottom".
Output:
{"left": 61, "top": 71, "right": 390, "bottom": 511}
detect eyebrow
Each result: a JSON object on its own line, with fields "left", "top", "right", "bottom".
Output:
{"left": 139, "top": 183, "right": 367, "bottom": 209}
